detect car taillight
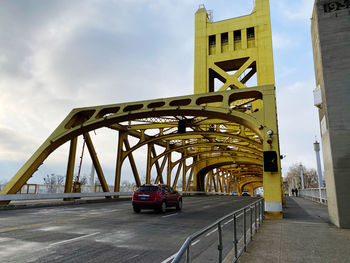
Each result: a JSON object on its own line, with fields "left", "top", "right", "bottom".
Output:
{"left": 132, "top": 192, "right": 137, "bottom": 199}
{"left": 155, "top": 190, "right": 160, "bottom": 200}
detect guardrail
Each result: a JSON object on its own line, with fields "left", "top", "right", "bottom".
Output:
{"left": 0, "top": 191, "right": 231, "bottom": 202}
{"left": 0, "top": 192, "right": 133, "bottom": 201}
{"left": 171, "top": 198, "right": 264, "bottom": 263}
{"left": 299, "top": 188, "right": 327, "bottom": 204}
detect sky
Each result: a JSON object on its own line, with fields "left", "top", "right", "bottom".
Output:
{"left": 0, "top": 0, "right": 321, "bottom": 185}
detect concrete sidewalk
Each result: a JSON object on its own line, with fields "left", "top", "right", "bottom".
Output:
{"left": 238, "top": 196, "right": 350, "bottom": 263}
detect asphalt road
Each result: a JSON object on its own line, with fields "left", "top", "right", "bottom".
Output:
{"left": 0, "top": 196, "right": 258, "bottom": 263}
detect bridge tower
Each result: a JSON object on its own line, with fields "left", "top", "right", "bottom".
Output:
{"left": 194, "top": 0, "right": 283, "bottom": 218}
{"left": 311, "top": 0, "right": 350, "bottom": 228}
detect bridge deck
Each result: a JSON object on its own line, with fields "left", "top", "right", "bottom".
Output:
{"left": 237, "top": 196, "right": 350, "bottom": 263}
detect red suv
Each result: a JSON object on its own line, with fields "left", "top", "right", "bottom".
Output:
{"left": 132, "top": 184, "right": 182, "bottom": 213}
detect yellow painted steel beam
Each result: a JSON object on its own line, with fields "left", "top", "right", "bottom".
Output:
{"left": 172, "top": 162, "right": 183, "bottom": 189}
{"left": 123, "top": 136, "right": 141, "bottom": 187}
{"left": 149, "top": 142, "right": 262, "bottom": 165}
{"left": 146, "top": 143, "right": 153, "bottom": 184}
{"left": 64, "top": 138, "right": 77, "bottom": 193}
{"left": 238, "top": 176, "right": 263, "bottom": 189}
{"left": 152, "top": 147, "right": 165, "bottom": 184}
{"left": 120, "top": 130, "right": 262, "bottom": 161}
{"left": 182, "top": 153, "right": 187, "bottom": 191}
{"left": 1, "top": 88, "right": 266, "bottom": 196}
{"left": 84, "top": 133, "right": 110, "bottom": 193}
{"left": 166, "top": 142, "right": 172, "bottom": 185}
{"left": 115, "top": 132, "right": 125, "bottom": 192}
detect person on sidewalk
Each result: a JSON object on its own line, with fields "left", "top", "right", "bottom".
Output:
{"left": 295, "top": 188, "right": 298, "bottom": 197}
{"left": 291, "top": 188, "right": 295, "bottom": 196}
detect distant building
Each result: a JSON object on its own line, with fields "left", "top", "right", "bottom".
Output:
{"left": 311, "top": 0, "right": 350, "bottom": 228}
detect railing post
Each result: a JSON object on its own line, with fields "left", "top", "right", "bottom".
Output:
{"left": 243, "top": 208, "right": 247, "bottom": 252}
{"left": 254, "top": 203, "right": 257, "bottom": 233}
{"left": 218, "top": 222, "right": 223, "bottom": 263}
{"left": 258, "top": 201, "right": 261, "bottom": 227}
{"left": 262, "top": 199, "right": 265, "bottom": 220}
{"left": 186, "top": 246, "right": 190, "bottom": 263}
{"left": 250, "top": 206, "right": 253, "bottom": 241}
{"left": 233, "top": 214, "right": 238, "bottom": 259}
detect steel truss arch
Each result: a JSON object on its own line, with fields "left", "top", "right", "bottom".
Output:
{"left": 1, "top": 87, "right": 272, "bottom": 202}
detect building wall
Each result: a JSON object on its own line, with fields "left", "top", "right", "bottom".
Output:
{"left": 311, "top": 0, "right": 350, "bottom": 228}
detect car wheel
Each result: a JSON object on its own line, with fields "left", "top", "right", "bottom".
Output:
{"left": 133, "top": 206, "right": 141, "bottom": 213}
{"left": 176, "top": 199, "right": 182, "bottom": 211}
{"left": 160, "top": 201, "right": 167, "bottom": 213}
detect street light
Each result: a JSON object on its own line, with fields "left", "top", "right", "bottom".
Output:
{"left": 314, "top": 140, "right": 324, "bottom": 202}
{"left": 300, "top": 164, "right": 305, "bottom": 190}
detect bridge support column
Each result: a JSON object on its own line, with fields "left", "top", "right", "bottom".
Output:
{"left": 64, "top": 138, "right": 77, "bottom": 194}
{"left": 84, "top": 133, "right": 110, "bottom": 194}
{"left": 262, "top": 86, "right": 282, "bottom": 219}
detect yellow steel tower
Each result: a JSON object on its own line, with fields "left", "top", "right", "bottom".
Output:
{"left": 194, "top": 0, "right": 282, "bottom": 218}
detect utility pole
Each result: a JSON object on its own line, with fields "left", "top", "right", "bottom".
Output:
{"left": 299, "top": 164, "right": 305, "bottom": 190}
{"left": 314, "top": 140, "right": 324, "bottom": 202}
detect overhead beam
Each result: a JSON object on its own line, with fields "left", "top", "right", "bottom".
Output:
{"left": 84, "top": 133, "right": 110, "bottom": 193}
{"left": 64, "top": 137, "right": 78, "bottom": 193}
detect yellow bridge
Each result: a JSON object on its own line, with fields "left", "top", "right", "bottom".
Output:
{"left": 0, "top": 0, "right": 283, "bottom": 219}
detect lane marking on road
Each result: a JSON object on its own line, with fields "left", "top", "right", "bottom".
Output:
{"left": 224, "top": 218, "right": 233, "bottom": 225}
{"left": 0, "top": 209, "right": 125, "bottom": 234}
{"left": 236, "top": 212, "right": 244, "bottom": 218}
{"left": 86, "top": 209, "right": 121, "bottom": 215}
{"left": 206, "top": 228, "right": 217, "bottom": 237}
{"left": 127, "top": 254, "right": 139, "bottom": 260}
{"left": 191, "top": 239, "right": 201, "bottom": 246}
{"left": 49, "top": 232, "right": 100, "bottom": 247}
{"left": 162, "top": 213, "right": 178, "bottom": 218}
{"left": 161, "top": 252, "right": 178, "bottom": 263}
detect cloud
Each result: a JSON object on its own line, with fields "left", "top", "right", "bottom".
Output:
{"left": 0, "top": 126, "right": 41, "bottom": 160}
{"left": 0, "top": 0, "right": 197, "bottom": 183}
{"left": 276, "top": 79, "right": 321, "bottom": 176}
{"left": 272, "top": 33, "right": 295, "bottom": 49}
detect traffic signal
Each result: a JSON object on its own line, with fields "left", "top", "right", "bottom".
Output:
{"left": 263, "top": 151, "right": 278, "bottom": 172}
{"left": 178, "top": 119, "right": 186, "bottom": 133}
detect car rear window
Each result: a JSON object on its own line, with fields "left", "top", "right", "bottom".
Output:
{"left": 137, "top": 186, "right": 158, "bottom": 192}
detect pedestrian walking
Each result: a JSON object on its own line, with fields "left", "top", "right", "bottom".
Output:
{"left": 295, "top": 188, "right": 298, "bottom": 197}
{"left": 291, "top": 189, "right": 295, "bottom": 196}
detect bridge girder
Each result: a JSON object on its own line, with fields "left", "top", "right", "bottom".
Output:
{"left": 1, "top": 88, "right": 272, "bottom": 199}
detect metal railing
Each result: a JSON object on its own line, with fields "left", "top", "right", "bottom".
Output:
{"left": 0, "top": 190, "right": 232, "bottom": 202}
{"left": 172, "top": 198, "right": 264, "bottom": 263}
{"left": 299, "top": 188, "right": 327, "bottom": 204}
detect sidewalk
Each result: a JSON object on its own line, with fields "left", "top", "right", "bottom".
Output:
{"left": 238, "top": 196, "right": 350, "bottom": 263}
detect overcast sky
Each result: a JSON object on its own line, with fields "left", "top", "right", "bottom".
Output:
{"left": 0, "top": 0, "right": 320, "bottom": 185}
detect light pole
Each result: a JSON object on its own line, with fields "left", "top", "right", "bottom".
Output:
{"left": 299, "top": 164, "right": 305, "bottom": 190}
{"left": 314, "top": 140, "right": 324, "bottom": 202}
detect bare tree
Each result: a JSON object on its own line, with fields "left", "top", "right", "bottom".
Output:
{"left": 285, "top": 163, "right": 319, "bottom": 190}
{"left": 141, "top": 175, "right": 156, "bottom": 184}
{"left": 43, "top": 174, "right": 64, "bottom": 193}
{"left": 74, "top": 175, "right": 88, "bottom": 185}
{"left": 121, "top": 180, "right": 136, "bottom": 191}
